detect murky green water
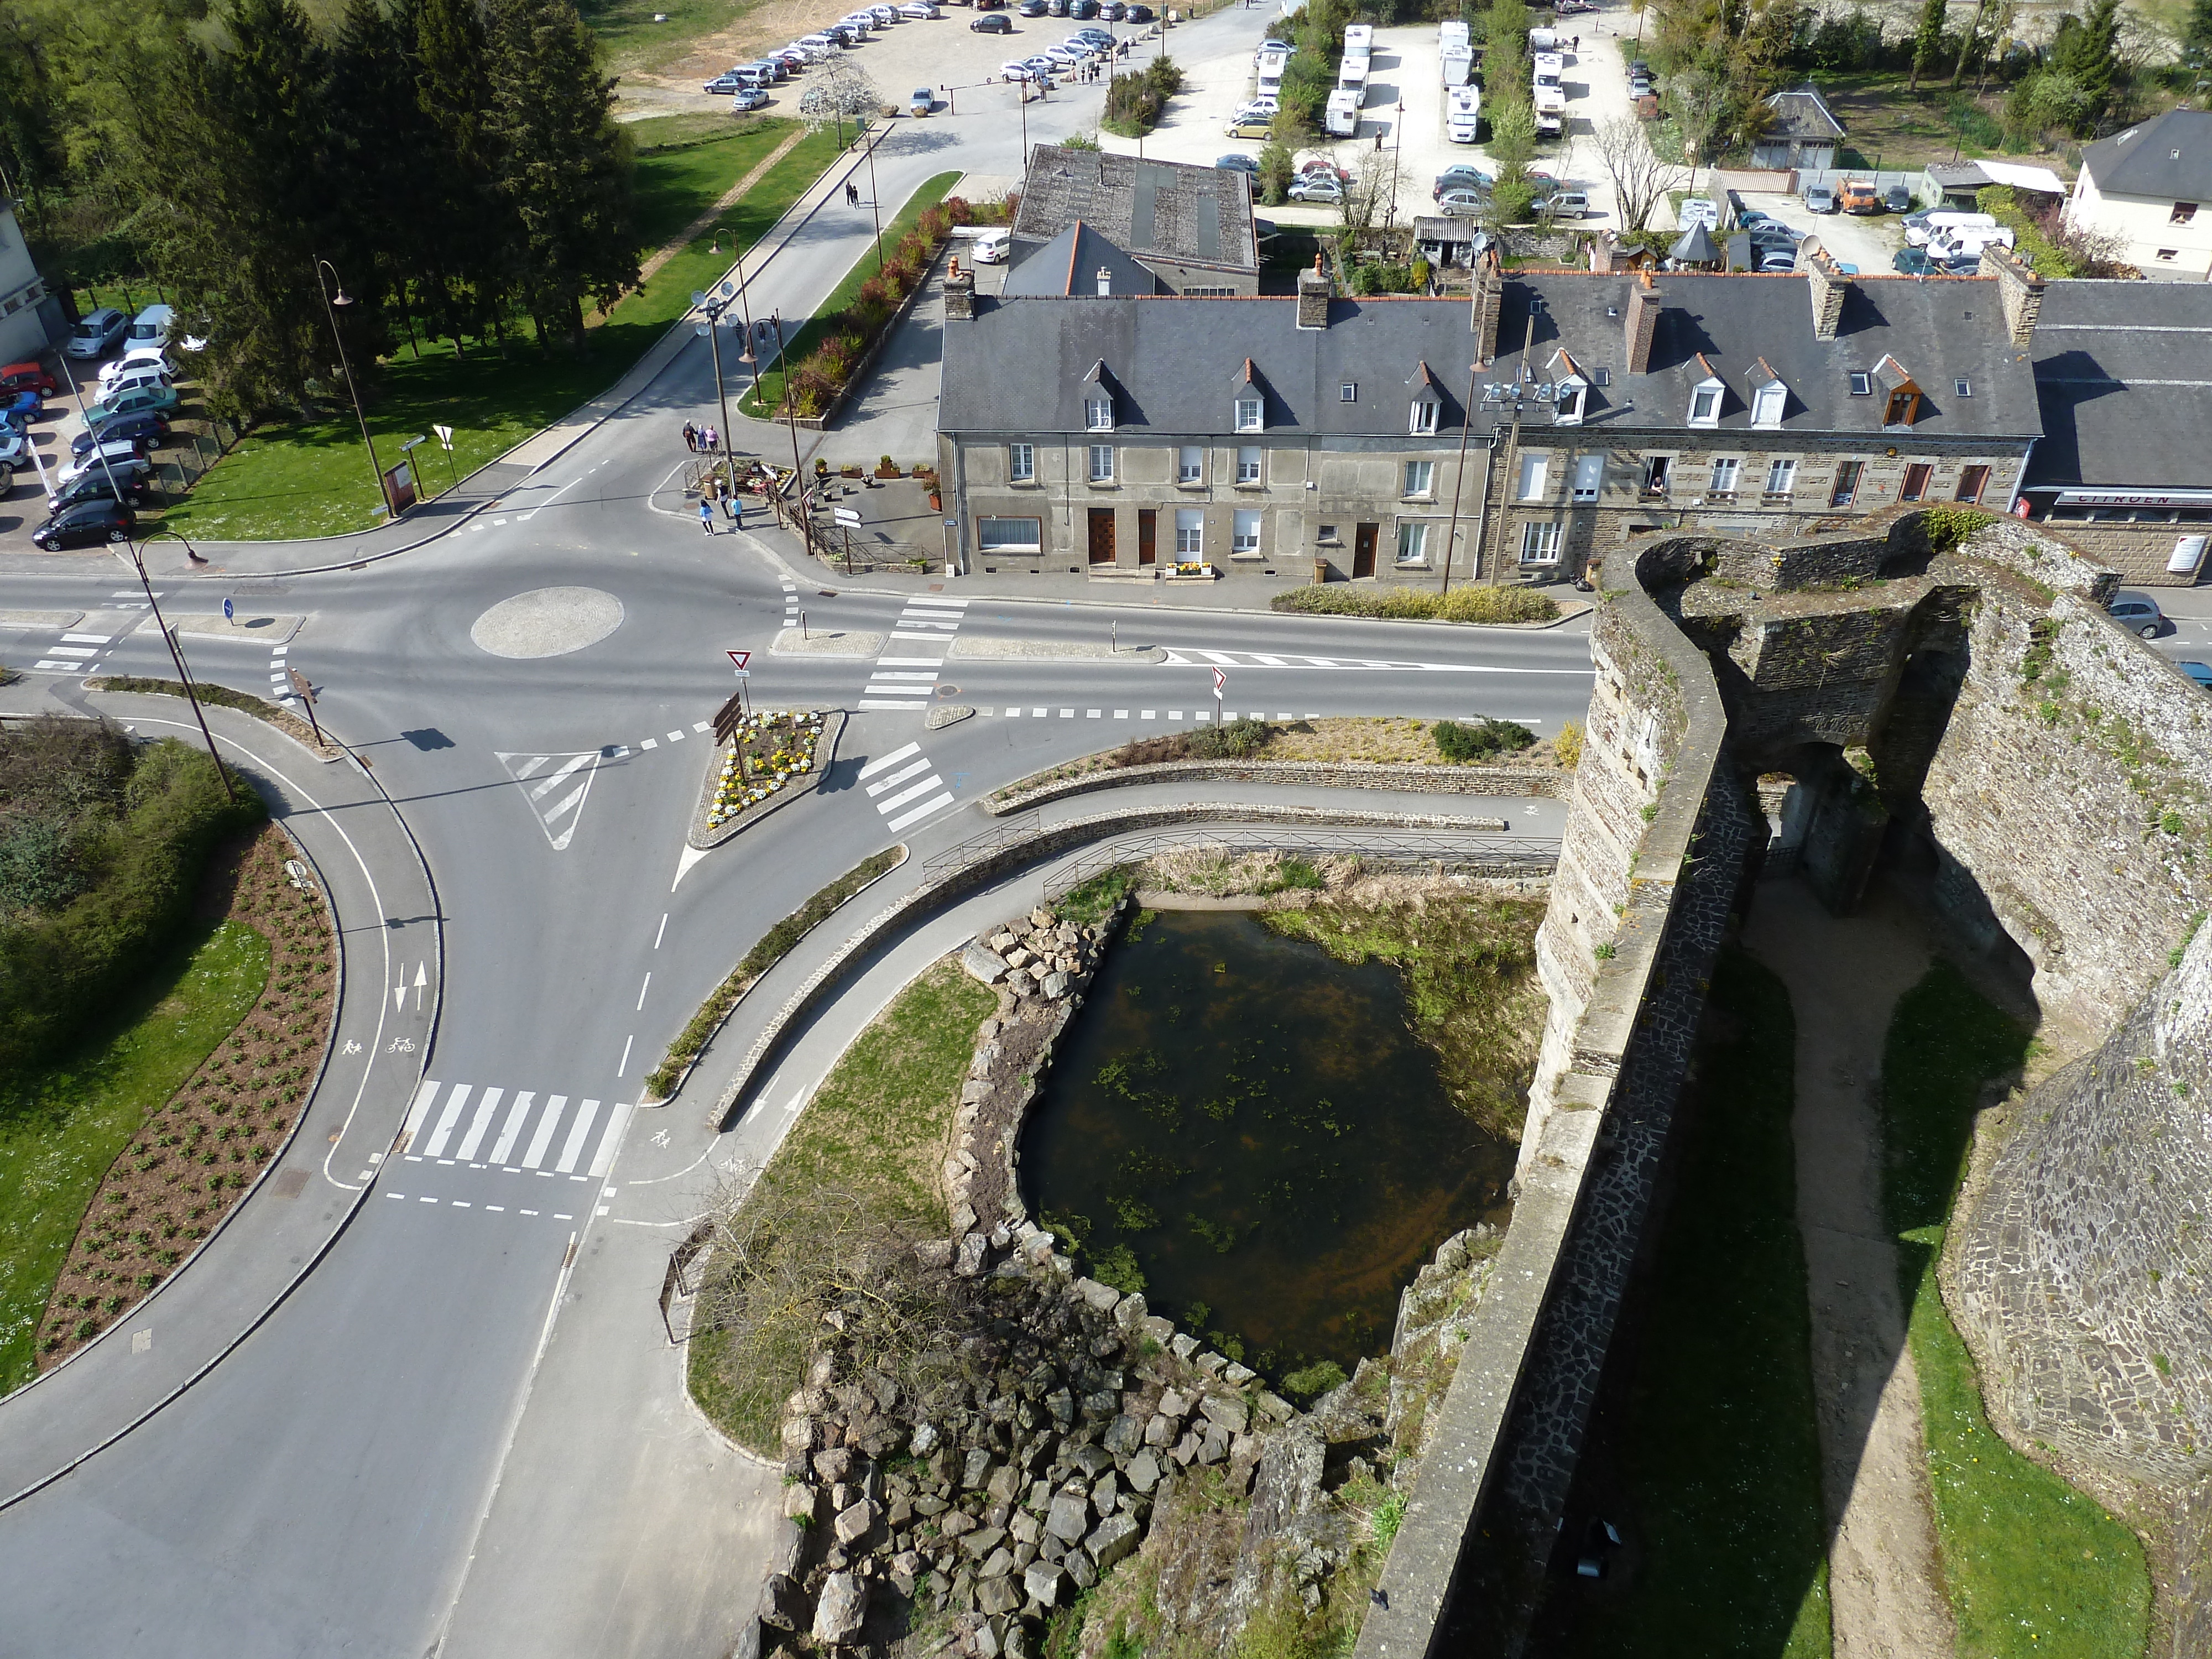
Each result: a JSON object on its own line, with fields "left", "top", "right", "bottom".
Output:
{"left": 1021, "top": 907, "right": 1514, "bottom": 1380}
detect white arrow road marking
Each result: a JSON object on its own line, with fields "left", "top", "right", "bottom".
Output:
{"left": 413, "top": 962, "right": 428, "bottom": 1009}
{"left": 495, "top": 750, "right": 603, "bottom": 850}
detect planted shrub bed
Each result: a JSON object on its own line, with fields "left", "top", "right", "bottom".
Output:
{"left": 1270, "top": 585, "right": 1562, "bottom": 624}
{"left": 705, "top": 709, "right": 828, "bottom": 831}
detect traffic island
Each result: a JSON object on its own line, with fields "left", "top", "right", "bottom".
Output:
{"left": 686, "top": 707, "right": 843, "bottom": 851}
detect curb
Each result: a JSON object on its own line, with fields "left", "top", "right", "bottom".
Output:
{"left": 983, "top": 757, "right": 1571, "bottom": 817}
{"left": 686, "top": 709, "right": 846, "bottom": 851}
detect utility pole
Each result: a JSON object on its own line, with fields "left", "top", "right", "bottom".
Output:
{"left": 774, "top": 311, "right": 811, "bottom": 557}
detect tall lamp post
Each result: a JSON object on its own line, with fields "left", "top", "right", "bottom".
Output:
{"left": 312, "top": 258, "right": 389, "bottom": 518}
{"left": 691, "top": 280, "right": 745, "bottom": 470}
{"left": 116, "top": 529, "right": 238, "bottom": 802}
{"left": 1477, "top": 368, "right": 1564, "bottom": 587}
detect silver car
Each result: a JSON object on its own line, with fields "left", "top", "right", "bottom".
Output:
{"left": 2109, "top": 591, "right": 2166, "bottom": 638}
{"left": 1437, "top": 188, "right": 1488, "bottom": 218}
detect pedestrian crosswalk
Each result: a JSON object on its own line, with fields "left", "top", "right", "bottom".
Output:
{"left": 859, "top": 739, "right": 957, "bottom": 831}
{"left": 861, "top": 594, "right": 968, "bottom": 709}
{"left": 399, "top": 1079, "right": 634, "bottom": 1177}
{"left": 28, "top": 596, "right": 152, "bottom": 672}
{"left": 779, "top": 574, "right": 800, "bottom": 633}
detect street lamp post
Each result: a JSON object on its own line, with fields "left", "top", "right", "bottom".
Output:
{"left": 313, "top": 257, "right": 390, "bottom": 519}
{"left": 772, "top": 311, "right": 812, "bottom": 555}
{"left": 863, "top": 125, "right": 886, "bottom": 273}
{"left": 116, "top": 530, "right": 238, "bottom": 801}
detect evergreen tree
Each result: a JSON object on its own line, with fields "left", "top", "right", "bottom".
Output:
{"left": 2189, "top": 0, "right": 2212, "bottom": 59}
{"left": 328, "top": 0, "right": 444, "bottom": 357}
{"left": 484, "top": 0, "right": 635, "bottom": 349}
{"left": 413, "top": 0, "right": 511, "bottom": 349}
{"left": 2049, "top": 0, "right": 2122, "bottom": 128}
{"left": 1909, "top": 0, "right": 1946, "bottom": 90}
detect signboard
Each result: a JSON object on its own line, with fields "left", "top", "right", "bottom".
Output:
{"left": 382, "top": 461, "right": 416, "bottom": 514}
{"left": 1212, "top": 667, "right": 1227, "bottom": 693}
{"left": 2052, "top": 489, "right": 2212, "bottom": 509}
{"left": 727, "top": 650, "right": 752, "bottom": 669}
{"left": 834, "top": 508, "right": 863, "bottom": 526}
{"left": 223, "top": 596, "right": 234, "bottom": 622}
{"left": 432, "top": 424, "right": 455, "bottom": 452}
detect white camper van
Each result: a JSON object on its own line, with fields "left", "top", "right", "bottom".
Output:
{"left": 1325, "top": 86, "right": 1362, "bottom": 137}
{"left": 1441, "top": 41, "right": 1472, "bottom": 85}
{"left": 1927, "top": 225, "right": 2016, "bottom": 262}
{"left": 1906, "top": 210, "right": 1997, "bottom": 248}
{"left": 1446, "top": 85, "right": 1481, "bottom": 143}
{"left": 1343, "top": 23, "right": 1373, "bottom": 53}
{"left": 1337, "top": 54, "right": 1368, "bottom": 95}
{"left": 1531, "top": 51, "right": 1563, "bottom": 88}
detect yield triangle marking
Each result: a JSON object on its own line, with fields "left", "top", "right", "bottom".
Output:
{"left": 496, "top": 750, "right": 603, "bottom": 851}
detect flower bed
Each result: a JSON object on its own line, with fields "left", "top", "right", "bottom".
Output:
{"left": 705, "top": 709, "right": 828, "bottom": 830}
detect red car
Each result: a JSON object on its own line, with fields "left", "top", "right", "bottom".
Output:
{"left": 0, "top": 361, "right": 57, "bottom": 398}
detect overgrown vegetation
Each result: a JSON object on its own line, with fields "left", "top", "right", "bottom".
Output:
{"left": 1975, "top": 184, "right": 2131, "bottom": 279}
{"left": 644, "top": 845, "right": 900, "bottom": 1098}
{"left": 686, "top": 958, "right": 995, "bottom": 1452}
{"left": 1270, "top": 585, "right": 1560, "bottom": 624}
{"left": 1433, "top": 718, "right": 1535, "bottom": 764}
{"left": 1102, "top": 56, "right": 1184, "bottom": 138}
{"left": 93, "top": 676, "right": 332, "bottom": 754}
{"left": 1, "top": 719, "right": 265, "bottom": 1076}
{"left": 1882, "top": 963, "right": 2150, "bottom": 1658}
{"left": 1545, "top": 950, "right": 1832, "bottom": 1657}
{"left": 1264, "top": 890, "right": 1545, "bottom": 1140}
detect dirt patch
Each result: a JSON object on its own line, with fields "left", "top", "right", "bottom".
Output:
{"left": 1744, "top": 876, "right": 1953, "bottom": 1659}
{"left": 33, "top": 823, "right": 336, "bottom": 1370}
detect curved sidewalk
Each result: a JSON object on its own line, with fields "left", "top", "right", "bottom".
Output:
{"left": 0, "top": 690, "right": 442, "bottom": 1509}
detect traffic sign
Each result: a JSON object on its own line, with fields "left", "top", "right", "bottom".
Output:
{"left": 833, "top": 508, "right": 862, "bottom": 526}
{"left": 223, "top": 596, "right": 233, "bottom": 622}
{"left": 432, "top": 424, "right": 455, "bottom": 451}
{"left": 727, "top": 650, "right": 752, "bottom": 669}
{"left": 730, "top": 669, "right": 752, "bottom": 679}
{"left": 1212, "top": 667, "right": 1227, "bottom": 693}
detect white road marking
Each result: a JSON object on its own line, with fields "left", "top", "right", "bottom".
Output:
{"left": 454, "top": 1087, "right": 505, "bottom": 1162}
{"left": 522, "top": 1095, "right": 569, "bottom": 1168}
{"left": 877, "top": 774, "right": 947, "bottom": 813}
{"left": 488, "top": 1091, "right": 536, "bottom": 1164}
{"left": 858, "top": 742, "right": 922, "bottom": 779}
{"left": 588, "top": 1103, "right": 634, "bottom": 1178}
{"left": 423, "top": 1084, "right": 473, "bottom": 1159}
{"left": 635, "top": 973, "right": 651, "bottom": 1010}
{"left": 865, "top": 759, "right": 932, "bottom": 795}
{"left": 885, "top": 791, "right": 957, "bottom": 831}
{"left": 555, "top": 1100, "right": 603, "bottom": 1173}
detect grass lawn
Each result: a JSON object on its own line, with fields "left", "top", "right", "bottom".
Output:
{"left": 0, "top": 918, "right": 269, "bottom": 1393}
{"left": 686, "top": 954, "right": 995, "bottom": 1450}
{"left": 1882, "top": 963, "right": 2151, "bottom": 1659}
{"left": 737, "top": 170, "right": 963, "bottom": 419}
{"left": 1811, "top": 74, "right": 2015, "bottom": 170}
{"left": 158, "top": 119, "right": 841, "bottom": 542}
{"left": 1554, "top": 949, "right": 1833, "bottom": 1658}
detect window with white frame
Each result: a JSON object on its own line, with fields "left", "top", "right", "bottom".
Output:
{"left": 1232, "top": 508, "right": 1261, "bottom": 554}
{"left": 1340, "top": 382, "right": 1358, "bottom": 402}
{"left": 1709, "top": 456, "right": 1741, "bottom": 496}
{"left": 1764, "top": 457, "right": 1796, "bottom": 496}
{"left": 1554, "top": 379, "right": 1587, "bottom": 425}
{"left": 1520, "top": 521, "right": 1562, "bottom": 564}
{"left": 1238, "top": 446, "right": 1262, "bottom": 484}
{"left": 1174, "top": 507, "right": 1204, "bottom": 556}
{"left": 1572, "top": 454, "right": 1603, "bottom": 503}
{"left": 1009, "top": 442, "right": 1034, "bottom": 482}
{"left": 1089, "top": 444, "right": 1114, "bottom": 483}
{"left": 1085, "top": 396, "right": 1114, "bottom": 431}
{"left": 1178, "top": 446, "right": 1204, "bottom": 483}
{"left": 1235, "top": 397, "right": 1264, "bottom": 431}
{"left": 1404, "top": 460, "right": 1434, "bottom": 497}
{"left": 1396, "top": 522, "right": 1430, "bottom": 565}
{"left": 1643, "top": 455, "right": 1672, "bottom": 494}
{"left": 1689, "top": 385, "right": 1721, "bottom": 426}
{"left": 1408, "top": 399, "right": 1439, "bottom": 435}
{"left": 1751, "top": 383, "right": 1786, "bottom": 428}
{"left": 977, "top": 516, "right": 1042, "bottom": 551}
{"left": 1516, "top": 453, "right": 1550, "bottom": 501}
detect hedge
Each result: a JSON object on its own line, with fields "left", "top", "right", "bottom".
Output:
{"left": 0, "top": 734, "right": 266, "bottom": 1073}
{"left": 1269, "top": 585, "right": 1561, "bottom": 624}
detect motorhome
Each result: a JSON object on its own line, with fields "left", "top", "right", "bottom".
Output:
{"left": 1533, "top": 82, "right": 1564, "bottom": 134}
{"left": 1446, "top": 84, "right": 1481, "bottom": 142}
{"left": 1343, "top": 22, "right": 1373, "bottom": 53}
{"left": 1325, "top": 86, "right": 1362, "bottom": 136}
{"left": 1337, "top": 54, "right": 1368, "bottom": 95}
{"left": 1531, "top": 51, "right": 1563, "bottom": 88}
{"left": 1527, "top": 26, "right": 1559, "bottom": 52}
{"left": 1255, "top": 45, "right": 1288, "bottom": 95}
{"left": 1440, "top": 41, "right": 1472, "bottom": 85}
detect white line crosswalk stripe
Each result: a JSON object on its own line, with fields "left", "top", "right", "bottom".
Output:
{"left": 384, "top": 1079, "right": 639, "bottom": 1218}
{"left": 495, "top": 750, "right": 603, "bottom": 850}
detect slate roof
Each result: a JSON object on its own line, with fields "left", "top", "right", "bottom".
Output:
{"left": 2026, "top": 279, "right": 2212, "bottom": 490}
{"left": 2079, "top": 108, "right": 2212, "bottom": 202}
{"left": 1011, "top": 145, "right": 1258, "bottom": 275}
{"left": 938, "top": 272, "right": 2042, "bottom": 443}
{"left": 1002, "top": 222, "right": 1163, "bottom": 297}
{"left": 1762, "top": 86, "right": 1846, "bottom": 143}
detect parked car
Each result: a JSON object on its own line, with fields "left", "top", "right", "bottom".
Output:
{"left": 1070, "top": 0, "right": 1099, "bottom": 16}
{"left": 703, "top": 70, "right": 748, "bottom": 91}
{"left": 1802, "top": 184, "right": 1838, "bottom": 213}
{"left": 910, "top": 86, "right": 935, "bottom": 113}
{"left": 98, "top": 347, "right": 176, "bottom": 390}
{"left": 1042, "top": 41, "right": 1084, "bottom": 63}
{"left": 2109, "top": 591, "right": 2166, "bottom": 638}
{"left": 1123, "top": 2, "right": 1152, "bottom": 18}
{"left": 1018, "top": 0, "right": 1047, "bottom": 13}
{"left": 1555, "top": 0, "right": 1595, "bottom": 12}
{"left": 2178, "top": 661, "right": 2212, "bottom": 692}
{"left": 2, "top": 389, "right": 43, "bottom": 428}
{"left": 1437, "top": 188, "right": 1488, "bottom": 217}
{"left": 0, "top": 361, "right": 56, "bottom": 397}
{"left": 95, "top": 367, "right": 174, "bottom": 407}
{"left": 84, "top": 382, "right": 180, "bottom": 425}
{"left": 868, "top": 3, "right": 898, "bottom": 23}
{"left": 1287, "top": 174, "right": 1343, "bottom": 202}
{"left": 72, "top": 409, "right": 169, "bottom": 458}
{"left": 1535, "top": 190, "right": 1589, "bottom": 218}
{"left": 1215, "top": 153, "right": 1259, "bottom": 175}
{"left": 971, "top": 228, "right": 1012, "bottom": 263}
{"left": 731, "top": 85, "right": 769, "bottom": 109}
{"left": 32, "top": 498, "right": 135, "bottom": 550}
{"left": 1883, "top": 184, "right": 1913, "bottom": 212}
{"left": 1021, "top": 53, "right": 1057, "bottom": 73}
{"left": 49, "top": 465, "right": 155, "bottom": 513}
{"left": 1000, "top": 58, "right": 1035, "bottom": 77}
{"left": 899, "top": 1, "right": 941, "bottom": 15}
{"left": 59, "top": 439, "right": 150, "bottom": 487}
{"left": 66, "top": 307, "right": 128, "bottom": 360}
{"left": 1891, "top": 247, "right": 1949, "bottom": 275}
{"left": 1046, "top": 0, "right": 1068, "bottom": 14}
{"left": 1223, "top": 114, "right": 1271, "bottom": 138}
{"left": 1433, "top": 165, "right": 1491, "bottom": 199}
{"left": 1759, "top": 249, "right": 1798, "bottom": 272}
{"left": 972, "top": 12, "right": 1011, "bottom": 28}
{"left": 1100, "top": 1, "right": 1127, "bottom": 18}
{"left": 1839, "top": 180, "right": 1880, "bottom": 213}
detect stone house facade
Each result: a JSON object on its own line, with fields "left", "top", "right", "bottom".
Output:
{"left": 936, "top": 245, "right": 2045, "bottom": 587}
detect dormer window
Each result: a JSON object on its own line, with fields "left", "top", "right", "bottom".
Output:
{"left": 1235, "top": 397, "right": 1264, "bottom": 432}
{"left": 1085, "top": 397, "right": 1114, "bottom": 432}
{"left": 1872, "top": 355, "right": 1922, "bottom": 427}
{"left": 1884, "top": 391, "right": 1915, "bottom": 425}
{"left": 1688, "top": 385, "right": 1720, "bottom": 426}
{"left": 1546, "top": 350, "right": 1589, "bottom": 427}
{"left": 1749, "top": 359, "right": 1788, "bottom": 429}
{"left": 1409, "top": 399, "right": 1439, "bottom": 435}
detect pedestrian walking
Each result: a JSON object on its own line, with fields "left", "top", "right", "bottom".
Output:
{"left": 703, "top": 422, "right": 719, "bottom": 453}
{"left": 847, "top": 180, "right": 860, "bottom": 207}
{"left": 722, "top": 478, "right": 739, "bottom": 520}
{"left": 682, "top": 419, "right": 697, "bottom": 451}
{"left": 699, "top": 498, "right": 715, "bottom": 535}
{"left": 1572, "top": 33, "right": 1580, "bottom": 50}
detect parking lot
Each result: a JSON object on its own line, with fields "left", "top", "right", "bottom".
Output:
{"left": 1732, "top": 190, "right": 1906, "bottom": 272}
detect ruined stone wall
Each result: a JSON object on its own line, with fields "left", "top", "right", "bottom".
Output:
{"left": 1916, "top": 521, "right": 2212, "bottom": 1045}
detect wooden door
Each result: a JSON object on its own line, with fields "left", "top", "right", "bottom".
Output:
{"left": 1353, "top": 522, "right": 1378, "bottom": 578}
{"left": 1088, "top": 508, "right": 1116, "bottom": 564}
{"left": 1138, "top": 509, "right": 1157, "bottom": 565}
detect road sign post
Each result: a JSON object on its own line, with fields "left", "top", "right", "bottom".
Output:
{"left": 833, "top": 506, "right": 861, "bottom": 577}
{"left": 1213, "top": 665, "right": 1225, "bottom": 726}
{"left": 432, "top": 423, "right": 458, "bottom": 492}
{"left": 727, "top": 650, "right": 752, "bottom": 721}
{"left": 287, "top": 667, "right": 324, "bottom": 746}
{"left": 222, "top": 596, "right": 234, "bottom": 623}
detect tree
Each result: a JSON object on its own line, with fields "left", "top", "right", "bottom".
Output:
{"left": 2048, "top": 0, "right": 2122, "bottom": 128}
{"left": 1665, "top": 68, "right": 1723, "bottom": 195}
{"left": 1256, "top": 139, "right": 1295, "bottom": 206}
{"left": 413, "top": 0, "right": 510, "bottom": 349}
{"left": 484, "top": 0, "right": 638, "bottom": 348}
{"left": 2189, "top": 0, "right": 2212, "bottom": 59}
{"left": 1910, "top": 0, "right": 1947, "bottom": 89}
{"left": 797, "top": 55, "right": 878, "bottom": 149}
{"left": 1592, "top": 113, "right": 1670, "bottom": 233}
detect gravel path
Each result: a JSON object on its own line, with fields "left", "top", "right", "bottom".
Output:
{"left": 1745, "top": 877, "right": 1955, "bottom": 1659}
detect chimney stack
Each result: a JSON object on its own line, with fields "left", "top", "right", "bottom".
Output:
{"left": 1470, "top": 249, "right": 1503, "bottom": 366}
{"left": 1296, "top": 253, "right": 1331, "bottom": 330}
{"left": 1981, "top": 243, "right": 2046, "bottom": 346}
{"left": 1589, "top": 232, "right": 1616, "bottom": 275}
{"left": 943, "top": 257, "right": 974, "bottom": 321}
{"left": 1624, "top": 273, "right": 1662, "bottom": 375}
{"left": 1804, "top": 247, "right": 1850, "bottom": 341}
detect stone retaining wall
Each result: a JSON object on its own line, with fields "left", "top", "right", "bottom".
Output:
{"left": 984, "top": 760, "right": 1567, "bottom": 818}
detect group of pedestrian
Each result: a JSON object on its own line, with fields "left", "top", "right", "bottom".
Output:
{"left": 683, "top": 420, "right": 721, "bottom": 453}
{"left": 698, "top": 473, "right": 743, "bottom": 534}
{"left": 846, "top": 180, "right": 861, "bottom": 207}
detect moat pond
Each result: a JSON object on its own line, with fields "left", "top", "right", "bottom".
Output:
{"left": 1020, "top": 907, "right": 1515, "bottom": 1382}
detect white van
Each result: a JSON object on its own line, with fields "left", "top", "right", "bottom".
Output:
{"left": 1533, "top": 82, "right": 1566, "bottom": 116}
{"left": 1343, "top": 22, "right": 1373, "bottom": 53}
{"left": 1325, "top": 87, "right": 1362, "bottom": 136}
{"left": 1905, "top": 209, "right": 1996, "bottom": 247}
{"left": 1446, "top": 85, "right": 1481, "bottom": 143}
{"left": 1255, "top": 46, "right": 1288, "bottom": 84}
{"left": 970, "top": 227, "right": 1011, "bottom": 264}
{"left": 1532, "top": 51, "right": 1563, "bottom": 87}
{"left": 1440, "top": 42, "right": 1472, "bottom": 85}
{"left": 1528, "top": 27, "right": 1559, "bottom": 52}
{"left": 1928, "top": 225, "right": 2016, "bottom": 262}
{"left": 126, "top": 304, "right": 174, "bottom": 352}
{"left": 1438, "top": 18, "right": 1469, "bottom": 48}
